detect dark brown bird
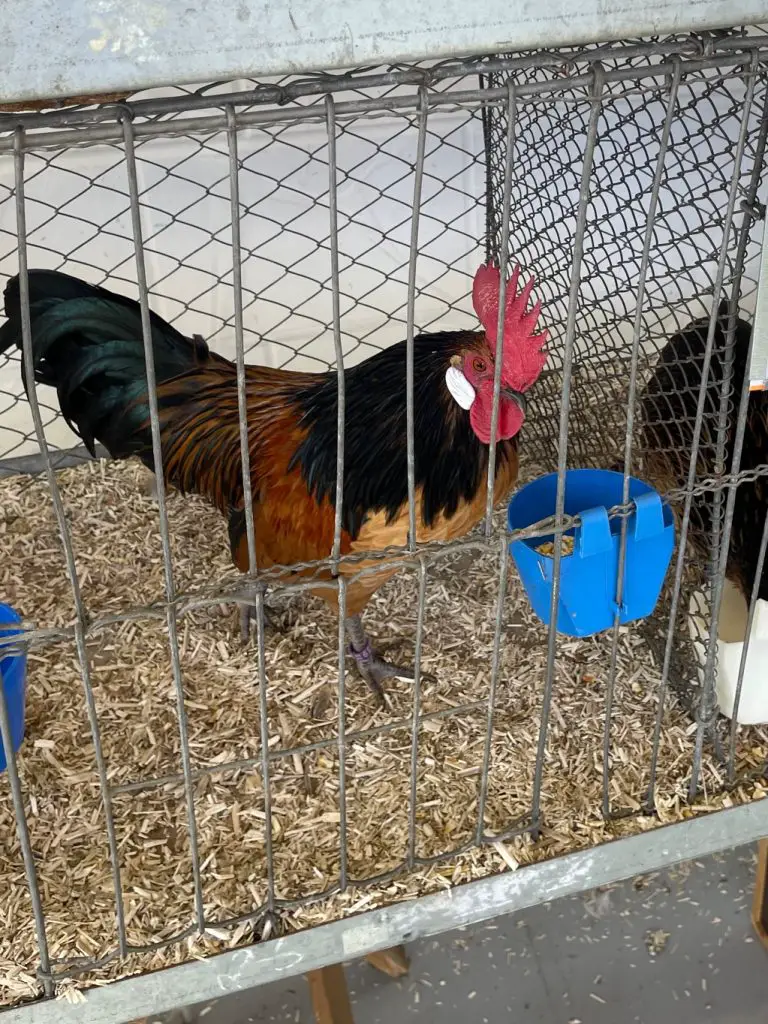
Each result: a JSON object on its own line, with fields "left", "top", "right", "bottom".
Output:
{"left": 639, "top": 302, "right": 766, "bottom": 603}
{"left": 0, "top": 264, "right": 548, "bottom": 698}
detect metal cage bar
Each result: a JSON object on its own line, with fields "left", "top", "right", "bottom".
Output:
{"left": 406, "top": 559, "right": 429, "bottom": 868}
{"left": 484, "top": 82, "right": 518, "bottom": 534}
{"left": 336, "top": 580, "right": 350, "bottom": 891}
{"left": 530, "top": 63, "right": 606, "bottom": 828}
{"left": 602, "top": 59, "right": 684, "bottom": 819}
{"left": 475, "top": 536, "right": 510, "bottom": 841}
{"left": 405, "top": 88, "right": 429, "bottom": 550}
{"left": 0, "top": 47, "right": 765, "bottom": 159}
{"left": 226, "top": 105, "right": 259, "bottom": 581}
{"left": 685, "top": 55, "right": 757, "bottom": 799}
{"left": 120, "top": 115, "right": 206, "bottom": 929}
{"left": 325, "top": 95, "right": 347, "bottom": 569}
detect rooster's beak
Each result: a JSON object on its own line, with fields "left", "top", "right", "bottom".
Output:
{"left": 500, "top": 387, "right": 526, "bottom": 414}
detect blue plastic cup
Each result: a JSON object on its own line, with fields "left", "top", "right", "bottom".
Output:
{"left": 507, "top": 469, "right": 675, "bottom": 637}
{"left": 0, "top": 604, "right": 27, "bottom": 772}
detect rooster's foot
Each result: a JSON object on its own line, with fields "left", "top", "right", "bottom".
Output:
{"left": 348, "top": 641, "right": 417, "bottom": 706}
{"left": 694, "top": 712, "right": 728, "bottom": 767}
{"left": 345, "top": 615, "right": 434, "bottom": 705}
{"left": 240, "top": 597, "right": 286, "bottom": 644}
{"left": 669, "top": 679, "right": 728, "bottom": 765}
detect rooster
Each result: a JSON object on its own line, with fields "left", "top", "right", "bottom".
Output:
{"left": 639, "top": 302, "right": 765, "bottom": 603}
{"left": 0, "top": 264, "right": 548, "bottom": 698}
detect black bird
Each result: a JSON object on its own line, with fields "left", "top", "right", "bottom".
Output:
{"left": 639, "top": 302, "right": 766, "bottom": 602}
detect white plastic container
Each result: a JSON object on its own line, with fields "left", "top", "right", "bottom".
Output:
{"left": 688, "top": 579, "right": 768, "bottom": 725}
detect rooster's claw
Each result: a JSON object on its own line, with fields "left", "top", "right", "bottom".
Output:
{"left": 348, "top": 637, "right": 435, "bottom": 706}
{"left": 240, "top": 600, "right": 286, "bottom": 644}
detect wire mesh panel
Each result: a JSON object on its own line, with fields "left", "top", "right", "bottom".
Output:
{"left": 483, "top": 37, "right": 767, "bottom": 471}
{"left": 481, "top": 29, "right": 768, "bottom": 802}
{"left": 0, "top": 78, "right": 485, "bottom": 464}
{"left": 0, "top": 27, "right": 767, "bottom": 1016}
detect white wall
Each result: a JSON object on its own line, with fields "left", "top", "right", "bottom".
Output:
{"left": 0, "top": 80, "right": 486, "bottom": 458}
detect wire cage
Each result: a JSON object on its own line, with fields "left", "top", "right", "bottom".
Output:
{"left": 0, "top": 24, "right": 767, "bottom": 1019}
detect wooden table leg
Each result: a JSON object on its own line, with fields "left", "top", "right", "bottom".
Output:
{"left": 752, "top": 838, "right": 768, "bottom": 952}
{"left": 365, "top": 945, "right": 410, "bottom": 978}
{"left": 307, "top": 963, "right": 355, "bottom": 1024}
{"left": 129, "top": 946, "right": 408, "bottom": 1024}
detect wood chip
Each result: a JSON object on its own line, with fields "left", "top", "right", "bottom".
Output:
{"left": 0, "top": 456, "right": 763, "bottom": 1009}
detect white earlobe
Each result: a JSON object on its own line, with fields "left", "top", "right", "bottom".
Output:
{"left": 445, "top": 366, "right": 476, "bottom": 410}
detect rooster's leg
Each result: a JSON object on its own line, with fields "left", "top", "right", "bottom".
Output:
{"left": 345, "top": 614, "right": 432, "bottom": 704}
{"left": 668, "top": 680, "right": 728, "bottom": 765}
{"left": 240, "top": 592, "right": 286, "bottom": 644}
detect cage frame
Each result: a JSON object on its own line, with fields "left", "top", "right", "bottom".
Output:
{"left": 4, "top": 0, "right": 768, "bottom": 105}
{"left": 1, "top": 21, "right": 768, "bottom": 1024}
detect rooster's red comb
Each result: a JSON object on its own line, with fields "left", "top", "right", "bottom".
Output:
{"left": 472, "top": 262, "right": 548, "bottom": 392}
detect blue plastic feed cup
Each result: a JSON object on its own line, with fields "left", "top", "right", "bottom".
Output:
{"left": 0, "top": 604, "right": 27, "bottom": 772}
{"left": 507, "top": 469, "right": 675, "bottom": 637}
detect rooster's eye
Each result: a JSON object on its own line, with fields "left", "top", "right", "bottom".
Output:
{"left": 472, "top": 357, "right": 487, "bottom": 374}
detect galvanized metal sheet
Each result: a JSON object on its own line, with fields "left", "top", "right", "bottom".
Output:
{"left": 0, "top": 0, "right": 766, "bottom": 103}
